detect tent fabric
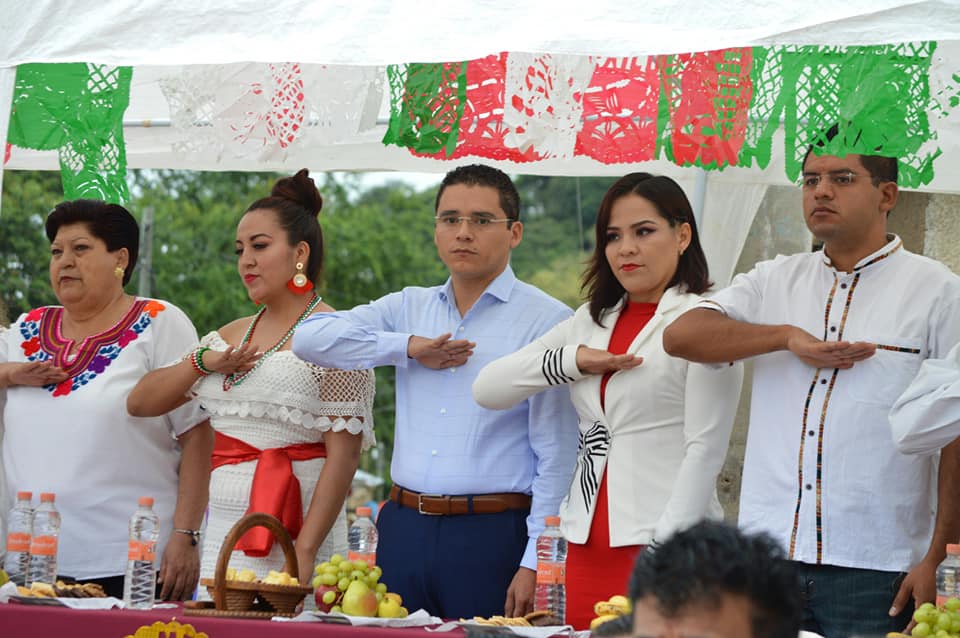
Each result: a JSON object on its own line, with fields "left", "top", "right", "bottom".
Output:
{"left": 5, "top": 0, "right": 960, "bottom": 66}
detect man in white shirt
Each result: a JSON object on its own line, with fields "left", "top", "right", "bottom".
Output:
{"left": 662, "top": 126, "right": 960, "bottom": 637}
{"left": 293, "top": 164, "right": 578, "bottom": 619}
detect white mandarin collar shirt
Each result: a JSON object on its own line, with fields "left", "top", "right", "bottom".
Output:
{"left": 702, "top": 236, "right": 960, "bottom": 571}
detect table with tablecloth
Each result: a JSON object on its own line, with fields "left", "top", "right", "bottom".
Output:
{"left": 0, "top": 602, "right": 445, "bottom": 638}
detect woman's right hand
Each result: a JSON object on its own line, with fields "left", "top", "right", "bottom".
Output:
{"left": 5, "top": 361, "right": 70, "bottom": 387}
{"left": 575, "top": 345, "right": 643, "bottom": 375}
{"left": 203, "top": 342, "right": 261, "bottom": 375}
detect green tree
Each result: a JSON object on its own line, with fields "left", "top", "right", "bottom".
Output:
{"left": 0, "top": 170, "right": 63, "bottom": 317}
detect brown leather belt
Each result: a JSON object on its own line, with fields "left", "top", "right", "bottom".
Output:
{"left": 390, "top": 485, "right": 532, "bottom": 516}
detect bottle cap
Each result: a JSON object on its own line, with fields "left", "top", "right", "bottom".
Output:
{"left": 39, "top": 492, "right": 55, "bottom": 503}
{"left": 356, "top": 506, "right": 372, "bottom": 517}
{"left": 138, "top": 496, "right": 154, "bottom": 507}
{"left": 16, "top": 491, "right": 32, "bottom": 501}
{"left": 545, "top": 515, "right": 561, "bottom": 526}
{"left": 947, "top": 543, "right": 960, "bottom": 554}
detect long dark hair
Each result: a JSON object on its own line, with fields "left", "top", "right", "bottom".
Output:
{"left": 244, "top": 169, "right": 324, "bottom": 284}
{"left": 582, "top": 173, "right": 710, "bottom": 326}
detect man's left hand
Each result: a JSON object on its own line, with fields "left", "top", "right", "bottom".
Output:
{"left": 504, "top": 567, "right": 536, "bottom": 617}
{"left": 157, "top": 531, "right": 200, "bottom": 601}
{"left": 890, "top": 557, "right": 938, "bottom": 632}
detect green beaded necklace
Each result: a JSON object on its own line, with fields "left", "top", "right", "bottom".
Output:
{"left": 222, "top": 294, "right": 322, "bottom": 391}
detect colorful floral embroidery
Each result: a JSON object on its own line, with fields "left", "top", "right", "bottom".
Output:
{"left": 17, "top": 300, "right": 166, "bottom": 396}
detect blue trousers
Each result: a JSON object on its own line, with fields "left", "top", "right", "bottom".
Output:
{"left": 797, "top": 562, "right": 913, "bottom": 638}
{"left": 375, "top": 498, "right": 529, "bottom": 619}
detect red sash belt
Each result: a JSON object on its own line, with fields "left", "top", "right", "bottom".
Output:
{"left": 211, "top": 431, "right": 327, "bottom": 557}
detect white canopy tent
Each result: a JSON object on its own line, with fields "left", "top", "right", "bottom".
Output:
{"left": 3, "top": 0, "right": 960, "bottom": 286}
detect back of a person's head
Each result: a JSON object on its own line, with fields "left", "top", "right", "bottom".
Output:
{"left": 629, "top": 521, "right": 801, "bottom": 638}
{"left": 435, "top": 164, "right": 520, "bottom": 222}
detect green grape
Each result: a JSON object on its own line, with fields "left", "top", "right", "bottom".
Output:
{"left": 354, "top": 560, "right": 370, "bottom": 571}
{"left": 938, "top": 612, "right": 954, "bottom": 631}
{"left": 314, "top": 562, "right": 330, "bottom": 575}
{"left": 322, "top": 564, "right": 339, "bottom": 575}
{"left": 312, "top": 575, "right": 323, "bottom": 588}
{"left": 912, "top": 621, "right": 932, "bottom": 638}
{"left": 934, "top": 629, "right": 949, "bottom": 638}
{"left": 331, "top": 605, "right": 342, "bottom": 614}
{"left": 351, "top": 570, "right": 365, "bottom": 580}
{"left": 337, "top": 577, "right": 350, "bottom": 591}
{"left": 371, "top": 566, "right": 383, "bottom": 580}
{"left": 320, "top": 573, "right": 338, "bottom": 586}
{"left": 376, "top": 583, "right": 388, "bottom": 594}
{"left": 375, "top": 591, "right": 384, "bottom": 602}
{"left": 949, "top": 598, "right": 960, "bottom": 612}
{"left": 330, "top": 554, "right": 344, "bottom": 565}
{"left": 918, "top": 608, "right": 937, "bottom": 625}
{"left": 951, "top": 617, "right": 960, "bottom": 634}
{"left": 322, "top": 590, "right": 337, "bottom": 604}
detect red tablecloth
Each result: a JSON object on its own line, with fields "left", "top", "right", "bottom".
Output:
{"left": 0, "top": 602, "right": 449, "bottom": 638}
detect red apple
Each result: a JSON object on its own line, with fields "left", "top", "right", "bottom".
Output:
{"left": 314, "top": 584, "right": 341, "bottom": 612}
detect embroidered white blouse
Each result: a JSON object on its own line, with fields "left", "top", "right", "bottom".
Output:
{"left": 0, "top": 299, "right": 207, "bottom": 579}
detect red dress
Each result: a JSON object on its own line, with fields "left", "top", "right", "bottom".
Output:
{"left": 565, "top": 301, "right": 656, "bottom": 630}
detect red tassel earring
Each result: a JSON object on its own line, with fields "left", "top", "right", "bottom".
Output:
{"left": 287, "top": 262, "right": 314, "bottom": 294}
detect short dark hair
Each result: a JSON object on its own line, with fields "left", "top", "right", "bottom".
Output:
{"left": 803, "top": 123, "right": 898, "bottom": 185}
{"left": 435, "top": 164, "right": 520, "bottom": 222}
{"left": 45, "top": 199, "right": 140, "bottom": 286}
{"left": 245, "top": 169, "right": 325, "bottom": 284}
{"left": 582, "top": 173, "right": 710, "bottom": 326}
{"left": 591, "top": 612, "right": 633, "bottom": 637}
{"left": 629, "top": 521, "right": 801, "bottom": 638}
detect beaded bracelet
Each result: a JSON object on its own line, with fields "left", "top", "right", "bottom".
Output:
{"left": 190, "top": 347, "right": 213, "bottom": 376}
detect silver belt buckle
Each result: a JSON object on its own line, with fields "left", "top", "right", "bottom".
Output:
{"left": 417, "top": 493, "right": 445, "bottom": 515}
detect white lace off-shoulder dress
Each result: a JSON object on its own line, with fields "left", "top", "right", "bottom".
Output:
{"left": 192, "top": 332, "right": 375, "bottom": 588}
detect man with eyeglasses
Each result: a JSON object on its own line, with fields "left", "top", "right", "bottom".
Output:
{"left": 292, "top": 164, "right": 577, "bottom": 619}
{"left": 662, "top": 124, "right": 960, "bottom": 637}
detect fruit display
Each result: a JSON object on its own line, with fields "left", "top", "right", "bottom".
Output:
{"left": 468, "top": 611, "right": 560, "bottom": 627}
{"left": 892, "top": 597, "right": 960, "bottom": 638}
{"left": 312, "top": 553, "right": 408, "bottom": 618}
{"left": 590, "top": 594, "right": 632, "bottom": 630}
{"left": 222, "top": 567, "right": 300, "bottom": 586}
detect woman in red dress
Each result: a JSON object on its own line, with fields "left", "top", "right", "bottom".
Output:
{"left": 473, "top": 173, "right": 742, "bottom": 629}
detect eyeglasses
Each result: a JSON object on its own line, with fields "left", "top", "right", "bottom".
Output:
{"left": 434, "top": 215, "right": 512, "bottom": 230}
{"left": 800, "top": 170, "right": 861, "bottom": 189}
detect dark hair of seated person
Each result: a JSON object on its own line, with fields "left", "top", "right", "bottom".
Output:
{"left": 629, "top": 520, "right": 802, "bottom": 638}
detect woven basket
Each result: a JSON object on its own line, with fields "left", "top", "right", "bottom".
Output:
{"left": 201, "top": 512, "right": 312, "bottom": 613}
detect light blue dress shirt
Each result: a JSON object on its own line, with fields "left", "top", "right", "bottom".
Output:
{"left": 292, "top": 266, "right": 579, "bottom": 569}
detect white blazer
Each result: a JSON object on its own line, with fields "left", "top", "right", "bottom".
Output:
{"left": 473, "top": 287, "right": 742, "bottom": 546}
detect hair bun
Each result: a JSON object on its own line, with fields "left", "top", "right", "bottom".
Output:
{"left": 271, "top": 168, "right": 323, "bottom": 217}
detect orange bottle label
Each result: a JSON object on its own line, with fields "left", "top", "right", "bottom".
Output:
{"left": 29, "top": 535, "right": 57, "bottom": 557}
{"left": 347, "top": 551, "right": 376, "bottom": 567}
{"left": 536, "top": 561, "right": 565, "bottom": 585}
{"left": 127, "top": 540, "right": 157, "bottom": 562}
{"left": 6, "top": 532, "right": 30, "bottom": 553}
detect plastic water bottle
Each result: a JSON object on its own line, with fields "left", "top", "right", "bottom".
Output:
{"left": 936, "top": 543, "right": 960, "bottom": 607}
{"left": 3, "top": 491, "right": 34, "bottom": 586}
{"left": 347, "top": 506, "right": 378, "bottom": 566}
{"left": 534, "top": 515, "right": 567, "bottom": 623}
{"left": 26, "top": 492, "right": 60, "bottom": 586}
{"left": 123, "top": 496, "right": 160, "bottom": 609}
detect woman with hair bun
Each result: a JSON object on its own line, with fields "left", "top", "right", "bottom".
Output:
{"left": 129, "top": 170, "right": 375, "bottom": 586}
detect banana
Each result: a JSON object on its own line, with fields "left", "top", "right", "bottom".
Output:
{"left": 590, "top": 614, "right": 622, "bottom": 630}
{"left": 593, "top": 598, "right": 630, "bottom": 616}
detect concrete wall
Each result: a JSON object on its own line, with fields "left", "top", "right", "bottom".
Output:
{"left": 715, "top": 188, "right": 960, "bottom": 521}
